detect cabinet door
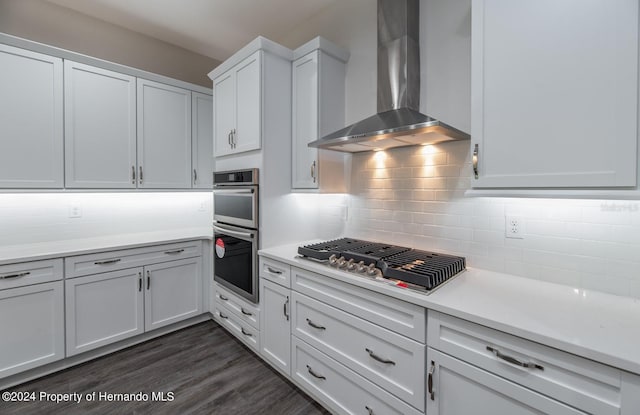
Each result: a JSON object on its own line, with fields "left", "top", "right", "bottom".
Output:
{"left": 192, "top": 92, "right": 213, "bottom": 188}
{"left": 65, "top": 268, "right": 144, "bottom": 356}
{"left": 260, "top": 279, "right": 291, "bottom": 376}
{"left": 427, "top": 348, "right": 587, "bottom": 415}
{"left": 292, "top": 52, "right": 319, "bottom": 189}
{"left": 0, "top": 45, "right": 63, "bottom": 188}
{"left": 472, "top": 0, "right": 638, "bottom": 188}
{"left": 64, "top": 61, "right": 137, "bottom": 188}
{"left": 0, "top": 281, "right": 64, "bottom": 378}
{"left": 234, "top": 51, "right": 262, "bottom": 154}
{"left": 137, "top": 79, "right": 192, "bottom": 188}
{"left": 144, "top": 257, "right": 202, "bottom": 331}
{"left": 213, "top": 71, "right": 236, "bottom": 157}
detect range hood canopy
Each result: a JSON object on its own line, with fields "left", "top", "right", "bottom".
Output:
{"left": 308, "top": 0, "right": 470, "bottom": 153}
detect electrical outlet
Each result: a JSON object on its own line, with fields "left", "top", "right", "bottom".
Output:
{"left": 198, "top": 201, "right": 206, "bottom": 211}
{"left": 68, "top": 205, "right": 82, "bottom": 218}
{"left": 505, "top": 216, "right": 524, "bottom": 239}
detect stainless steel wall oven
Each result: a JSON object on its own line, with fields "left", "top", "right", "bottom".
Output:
{"left": 213, "top": 169, "right": 259, "bottom": 303}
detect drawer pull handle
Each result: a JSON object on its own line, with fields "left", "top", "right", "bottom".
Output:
{"left": 241, "top": 308, "right": 253, "bottom": 316}
{"left": 306, "top": 365, "right": 326, "bottom": 380}
{"left": 306, "top": 318, "right": 326, "bottom": 331}
{"left": 219, "top": 312, "right": 228, "bottom": 319}
{"left": 283, "top": 297, "right": 290, "bottom": 321}
{"left": 146, "top": 270, "right": 150, "bottom": 290}
{"left": 267, "top": 266, "right": 283, "bottom": 275}
{"left": 0, "top": 271, "right": 30, "bottom": 280}
{"left": 219, "top": 295, "right": 229, "bottom": 301}
{"left": 138, "top": 272, "right": 142, "bottom": 292}
{"left": 94, "top": 259, "right": 121, "bottom": 265}
{"left": 241, "top": 328, "right": 253, "bottom": 337}
{"left": 486, "top": 346, "right": 544, "bottom": 371}
{"left": 365, "top": 348, "right": 395, "bottom": 365}
{"left": 365, "top": 406, "right": 374, "bottom": 415}
{"left": 428, "top": 360, "right": 435, "bottom": 400}
{"left": 164, "top": 249, "right": 185, "bottom": 255}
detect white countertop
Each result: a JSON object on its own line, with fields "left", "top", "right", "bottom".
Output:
{"left": 259, "top": 242, "right": 640, "bottom": 375}
{"left": 0, "top": 227, "right": 213, "bottom": 265}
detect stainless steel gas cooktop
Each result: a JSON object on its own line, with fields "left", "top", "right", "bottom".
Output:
{"left": 297, "top": 238, "right": 466, "bottom": 293}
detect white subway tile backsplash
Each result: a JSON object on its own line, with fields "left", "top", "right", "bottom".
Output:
{"left": 345, "top": 142, "right": 640, "bottom": 299}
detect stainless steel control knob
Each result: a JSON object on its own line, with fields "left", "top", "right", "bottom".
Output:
{"left": 328, "top": 254, "right": 338, "bottom": 266}
{"left": 337, "top": 256, "right": 347, "bottom": 268}
{"left": 366, "top": 263, "right": 377, "bottom": 276}
{"left": 356, "top": 261, "right": 366, "bottom": 273}
{"left": 346, "top": 259, "right": 357, "bottom": 271}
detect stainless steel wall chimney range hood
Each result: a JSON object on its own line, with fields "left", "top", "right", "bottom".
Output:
{"left": 308, "top": 0, "right": 470, "bottom": 153}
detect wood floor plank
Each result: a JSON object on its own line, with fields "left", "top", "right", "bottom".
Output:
{"left": 0, "top": 321, "right": 330, "bottom": 415}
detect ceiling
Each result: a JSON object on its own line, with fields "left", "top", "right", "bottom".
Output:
{"left": 44, "top": 0, "right": 342, "bottom": 61}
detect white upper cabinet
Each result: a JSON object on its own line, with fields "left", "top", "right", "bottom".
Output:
{"left": 0, "top": 45, "right": 63, "bottom": 188}
{"left": 213, "top": 51, "right": 261, "bottom": 157}
{"left": 471, "top": 0, "right": 639, "bottom": 188}
{"left": 292, "top": 38, "right": 349, "bottom": 191}
{"left": 64, "top": 61, "right": 137, "bottom": 188}
{"left": 192, "top": 92, "right": 213, "bottom": 188}
{"left": 137, "top": 79, "right": 192, "bottom": 188}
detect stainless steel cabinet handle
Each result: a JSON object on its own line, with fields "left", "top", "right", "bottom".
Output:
{"left": 241, "top": 308, "right": 253, "bottom": 316}
{"left": 146, "top": 270, "right": 150, "bottom": 290}
{"left": 94, "top": 259, "right": 121, "bottom": 265}
{"left": 164, "top": 249, "right": 185, "bottom": 255}
{"left": 139, "top": 166, "right": 143, "bottom": 184}
{"left": 131, "top": 166, "right": 136, "bottom": 184}
{"left": 267, "top": 266, "right": 283, "bottom": 275}
{"left": 486, "top": 346, "right": 544, "bottom": 370}
{"left": 0, "top": 271, "right": 30, "bottom": 280}
{"left": 306, "top": 365, "right": 326, "bottom": 380}
{"left": 283, "top": 296, "right": 290, "bottom": 321}
{"left": 193, "top": 169, "right": 197, "bottom": 184}
{"left": 228, "top": 130, "right": 232, "bottom": 147}
{"left": 365, "top": 348, "right": 395, "bottom": 365}
{"left": 473, "top": 143, "right": 479, "bottom": 179}
{"left": 365, "top": 406, "right": 374, "bottom": 415}
{"left": 232, "top": 128, "right": 237, "bottom": 148}
{"left": 213, "top": 224, "right": 254, "bottom": 239}
{"left": 306, "top": 318, "right": 326, "bottom": 330}
{"left": 241, "top": 327, "right": 253, "bottom": 337}
{"left": 219, "top": 294, "right": 229, "bottom": 301}
{"left": 428, "top": 360, "right": 435, "bottom": 400}
{"left": 311, "top": 161, "right": 316, "bottom": 183}
{"left": 219, "top": 312, "right": 228, "bottom": 319}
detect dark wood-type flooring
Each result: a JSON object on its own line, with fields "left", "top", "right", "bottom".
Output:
{"left": 1, "top": 321, "right": 330, "bottom": 415}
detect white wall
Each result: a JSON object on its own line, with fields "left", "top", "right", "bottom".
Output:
{"left": 0, "top": 193, "right": 212, "bottom": 246}
{"left": 0, "top": 0, "right": 219, "bottom": 86}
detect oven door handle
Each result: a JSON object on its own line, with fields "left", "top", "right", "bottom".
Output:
{"left": 213, "top": 224, "right": 255, "bottom": 239}
{"left": 213, "top": 188, "right": 254, "bottom": 194}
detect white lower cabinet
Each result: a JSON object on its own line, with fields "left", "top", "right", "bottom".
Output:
{"left": 260, "top": 278, "right": 291, "bottom": 376}
{"left": 292, "top": 337, "right": 422, "bottom": 415}
{"left": 427, "top": 311, "right": 640, "bottom": 415}
{"left": 144, "top": 258, "right": 202, "bottom": 331}
{"left": 214, "top": 282, "right": 261, "bottom": 353}
{"left": 65, "top": 242, "right": 203, "bottom": 356}
{"left": 426, "top": 348, "right": 586, "bottom": 415}
{"left": 0, "top": 281, "right": 64, "bottom": 378}
{"left": 65, "top": 268, "right": 144, "bottom": 356}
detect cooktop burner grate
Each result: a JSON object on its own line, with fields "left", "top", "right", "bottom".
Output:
{"left": 298, "top": 237, "right": 466, "bottom": 292}
{"left": 378, "top": 250, "right": 466, "bottom": 290}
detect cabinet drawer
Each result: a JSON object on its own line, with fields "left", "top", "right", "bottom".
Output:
{"left": 293, "top": 292, "right": 425, "bottom": 410}
{"left": 292, "top": 337, "right": 422, "bottom": 415}
{"left": 259, "top": 257, "right": 291, "bottom": 287}
{"left": 214, "top": 282, "right": 259, "bottom": 329}
{"left": 214, "top": 304, "right": 259, "bottom": 353}
{"left": 292, "top": 267, "right": 426, "bottom": 342}
{"left": 65, "top": 241, "right": 202, "bottom": 278}
{"left": 0, "top": 259, "right": 62, "bottom": 290}
{"left": 428, "top": 311, "right": 624, "bottom": 415}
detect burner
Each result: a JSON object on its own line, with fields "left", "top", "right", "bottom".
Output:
{"left": 298, "top": 238, "right": 466, "bottom": 292}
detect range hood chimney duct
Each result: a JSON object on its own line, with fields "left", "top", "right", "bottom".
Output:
{"left": 308, "top": 0, "right": 470, "bottom": 153}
